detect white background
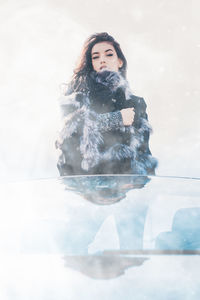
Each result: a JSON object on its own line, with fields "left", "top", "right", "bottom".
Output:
{"left": 0, "top": 0, "right": 200, "bottom": 181}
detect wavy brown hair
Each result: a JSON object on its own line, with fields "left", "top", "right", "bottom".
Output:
{"left": 68, "top": 32, "right": 127, "bottom": 93}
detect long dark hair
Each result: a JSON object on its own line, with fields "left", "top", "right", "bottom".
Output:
{"left": 68, "top": 32, "right": 127, "bottom": 93}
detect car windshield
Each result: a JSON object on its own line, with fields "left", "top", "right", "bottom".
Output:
{"left": 1, "top": 175, "right": 200, "bottom": 255}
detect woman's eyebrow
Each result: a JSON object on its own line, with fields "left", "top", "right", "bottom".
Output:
{"left": 105, "top": 49, "right": 113, "bottom": 53}
{"left": 92, "top": 51, "right": 99, "bottom": 55}
{"left": 92, "top": 49, "right": 114, "bottom": 56}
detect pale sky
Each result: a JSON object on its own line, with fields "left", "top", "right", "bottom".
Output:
{"left": 0, "top": 0, "right": 200, "bottom": 180}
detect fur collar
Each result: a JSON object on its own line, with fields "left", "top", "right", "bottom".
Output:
{"left": 88, "top": 70, "right": 133, "bottom": 100}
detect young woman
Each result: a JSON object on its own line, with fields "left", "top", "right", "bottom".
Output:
{"left": 56, "top": 32, "right": 157, "bottom": 175}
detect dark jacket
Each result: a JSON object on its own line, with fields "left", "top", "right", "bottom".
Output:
{"left": 55, "top": 71, "right": 157, "bottom": 175}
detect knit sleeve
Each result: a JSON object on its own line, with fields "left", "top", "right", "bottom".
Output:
{"left": 130, "top": 97, "right": 158, "bottom": 175}
{"left": 95, "top": 110, "right": 124, "bottom": 132}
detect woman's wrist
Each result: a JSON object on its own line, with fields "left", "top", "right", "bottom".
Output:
{"left": 120, "top": 108, "right": 135, "bottom": 126}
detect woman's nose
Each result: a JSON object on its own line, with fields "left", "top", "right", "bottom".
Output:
{"left": 100, "top": 55, "right": 105, "bottom": 64}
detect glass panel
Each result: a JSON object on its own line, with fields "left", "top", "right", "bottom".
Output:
{"left": 0, "top": 175, "right": 200, "bottom": 254}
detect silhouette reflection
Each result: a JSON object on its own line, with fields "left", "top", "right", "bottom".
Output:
{"left": 60, "top": 175, "right": 150, "bottom": 254}
{"left": 63, "top": 254, "right": 149, "bottom": 279}
{"left": 20, "top": 175, "right": 151, "bottom": 254}
{"left": 62, "top": 175, "right": 150, "bottom": 205}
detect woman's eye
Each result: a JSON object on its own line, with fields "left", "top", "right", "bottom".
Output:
{"left": 92, "top": 56, "right": 99, "bottom": 60}
{"left": 107, "top": 53, "right": 113, "bottom": 57}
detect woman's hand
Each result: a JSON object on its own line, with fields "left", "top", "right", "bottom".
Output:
{"left": 120, "top": 108, "right": 135, "bottom": 126}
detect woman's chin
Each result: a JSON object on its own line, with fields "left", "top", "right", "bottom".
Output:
{"left": 98, "top": 68, "right": 118, "bottom": 74}
{"left": 99, "top": 67, "right": 109, "bottom": 72}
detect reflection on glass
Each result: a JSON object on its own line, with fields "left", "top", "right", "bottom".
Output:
{"left": 60, "top": 176, "right": 150, "bottom": 254}
{"left": 62, "top": 175, "right": 150, "bottom": 205}
{"left": 155, "top": 207, "right": 200, "bottom": 251}
{"left": 18, "top": 176, "right": 200, "bottom": 261}
{"left": 63, "top": 254, "right": 149, "bottom": 279}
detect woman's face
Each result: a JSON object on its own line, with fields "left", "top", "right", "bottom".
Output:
{"left": 91, "top": 41, "right": 123, "bottom": 73}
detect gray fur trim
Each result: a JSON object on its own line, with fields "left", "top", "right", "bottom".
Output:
{"left": 130, "top": 135, "right": 141, "bottom": 157}
{"left": 56, "top": 109, "right": 84, "bottom": 147}
{"left": 131, "top": 155, "right": 158, "bottom": 175}
{"left": 101, "top": 144, "right": 134, "bottom": 162}
{"left": 94, "top": 70, "right": 133, "bottom": 99}
{"left": 80, "top": 113, "right": 152, "bottom": 171}
{"left": 138, "top": 118, "right": 152, "bottom": 134}
{"left": 80, "top": 111, "right": 103, "bottom": 170}
{"left": 58, "top": 93, "right": 81, "bottom": 107}
{"left": 56, "top": 72, "right": 157, "bottom": 174}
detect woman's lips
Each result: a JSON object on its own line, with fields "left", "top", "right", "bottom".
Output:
{"left": 100, "top": 65, "right": 108, "bottom": 70}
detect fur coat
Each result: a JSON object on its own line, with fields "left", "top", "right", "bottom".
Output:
{"left": 55, "top": 70, "right": 157, "bottom": 175}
